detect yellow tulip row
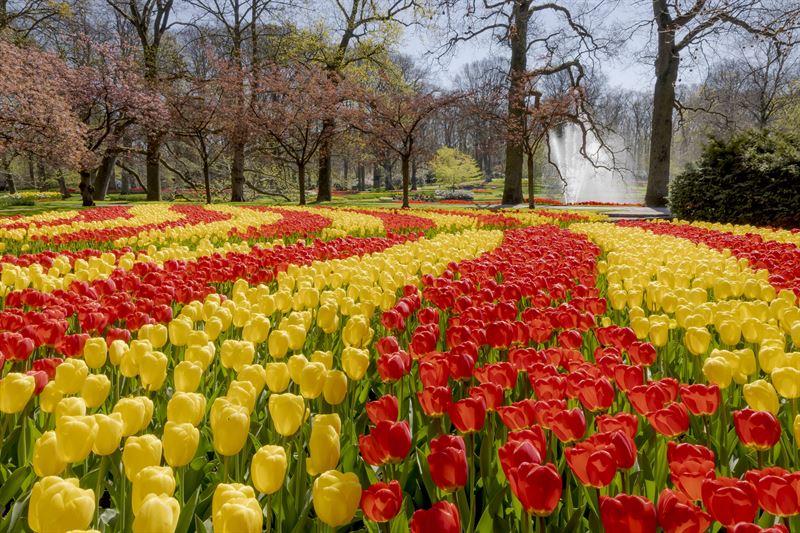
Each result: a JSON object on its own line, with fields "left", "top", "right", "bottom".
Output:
{"left": 657, "top": 218, "right": 800, "bottom": 248}
{"left": 574, "top": 222, "right": 800, "bottom": 411}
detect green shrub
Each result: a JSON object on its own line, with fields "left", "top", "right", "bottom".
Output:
{"left": 669, "top": 130, "right": 800, "bottom": 228}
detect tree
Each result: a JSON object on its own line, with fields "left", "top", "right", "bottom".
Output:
{"left": 249, "top": 63, "right": 345, "bottom": 205}
{"left": 105, "top": 0, "right": 176, "bottom": 201}
{"left": 354, "top": 79, "right": 458, "bottom": 208}
{"left": 429, "top": 146, "right": 482, "bottom": 190}
{"left": 440, "top": 0, "right": 616, "bottom": 205}
{"left": 643, "top": 0, "right": 800, "bottom": 207}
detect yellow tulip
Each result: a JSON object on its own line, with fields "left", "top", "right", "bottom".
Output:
{"left": 168, "top": 317, "right": 193, "bottom": 346}
{"left": 114, "top": 396, "right": 154, "bottom": 436}
{"left": 93, "top": 413, "right": 124, "bottom": 456}
{"left": 108, "top": 339, "right": 129, "bottom": 366}
{"left": 81, "top": 374, "right": 111, "bottom": 409}
{"left": 342, "top": 315, "right": 373, "bottom": 348}
{"left": 132, "top": 466, "right": 175, "bottom": 515}
{"left": 140, "top": 323, "right": 169, "bottom": 349}
{"left": 312, "top": 470, "right": 361, "bottom": 527}
{"left": 251, "top": 445, "right": 287, "bottom": 495}
{"left": 28, "top": 476, "right": 95, "bottom": 533}
{"left": 772, "top": 367, "right": 800, "bottom": 399}
{"left": 311, "top": 350, "right": 334, "bottom": 370}
{"left": 268, "top": 393, "right": 304, "bottom": 436}
{"left": 743, "top": 379, "right": 780, "bottom": 415}
{"left": 242, "top": 314, "right": 270, "bottom": 345}
{"left": 54, "top": 359, "right": 88, "bottom": 394}
{"left": 123, "top": 434, "right": 163, "bottom": 481}
{"left": 167, "top": 392, "right": 206, "bottom": 426}
{"left": 174, "top": 360, "right": 204, "bottom": 392}
{"left": 33, "top": 431, "right": 67, "bottom": 477}
{"left": 227, "top": 380, "right": 257, "bottom": 413}
{"left": 288, "top": 354, "right": 308, "bottom": 383}
{"left": 56, "top": 415, "right": 97, "bottom": 463}
{"left": 204, "top": 316, "right": 224, "bottom": 341}
{"left": 132, "top": 493, "right": 180, "bottom": 533}
{"left": 685, "top": 327, "right": 712, "bottom": 356}
{"left": 323, "top": 370, "right": 347, "bottom": 405}
{"left": 268, "top": 329, "right": 290, "bottom": 359}
{"left": 630, "top": 316, "right": 649, "bottom": 339}
{"left": 794, "top": 415, "right": 800, "bottom": 447}
{"left": 212, "top": 484, "right": 262, "bottom": 533}
{"left": 717, "top": 320, "right": 741, "bottom": 346}
{"left": 759, "top": 345, "right": 787, "bottom": 374}
{"left": 139, "top": 350, "right": 168, "bottom": 391}
{"left": 186, "top": 330, "right": 209, "bottom": 347}
{"left": 703, "top": 356, "right": 733, "bottom": 389}
{"left": 299, "top": 362, "right": 327, "bottom": 400}
{"left": 237, "top": 364, "right": 267, "bottom": 395}
{"left": 265, "top": 362, "right": 290, "bottom": 393}
{"left": 40, "top": 381, "right": 63, "bottom": 413}
{"left": 54, "top": 396, "right": 87, "bottom": 426}
{"left": 220, "top": 340, "right": 256, "bottom": 371}
{"left": 210, "top": 398, "right": 250, "bottom": 456}
{"left": 162, "top": 421, "right": 200, "bottom": 467}
{"left": 185, "top": 343, "right": 215, "bottom": 370}
{"left": 120, "top": 347, "right": 140, "bottom": 378}
{"left": 317, "top": 304, "right": 340, "bottom": 334}
{"left": 306, "top": 421, "right": 340, "bottom": 476}
{"left": 83, "top": 337, "right": 108, "bottom": 369}
{"left": 342, "top": 347, "right": 370, "bottom": 380}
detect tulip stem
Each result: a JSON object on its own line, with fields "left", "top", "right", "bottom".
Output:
{"left": 222, "top": 455, "right": 230, "bottom": 483}
{"left": 467, "top": 432, "right": 476, "bottom": 533}
{"left": 521, "top": 513, "right": 531, "bottom": 533}
{"left": 264, "top": 494, "right": 273, "bottom": 533}
{"left": 94, "top": 455, "right": 109, "bottom": 526}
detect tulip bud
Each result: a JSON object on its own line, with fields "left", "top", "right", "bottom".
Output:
{"left": 702, "top": 355, "right": 733, "bottom": 389}
{"left": 139, "top": 324, "right": 168, "bottom": 349}
{"left": 264, "top": 362, "right": 290, "bottom": 393}
{"left": 168, "top": 317, "right": 193, "bottom": 346}
{"left": 28, "top": 476, "right": 95, "bottom": 533}
{"left": 132, "top": 466, "right": 175, "bottom": 515}
{"left": 287, "top": 354, "right": 308, "bottom": 383}
{"left": 185, "top": 344, "right": 215, "bottom": 370}
{"left": 342, "top": 347, "right": 370, "bottom": 380}
{"left": 113, "top": 396, "right": 154, "bottom": 436}
{"left": 306, "top": 421, "right": 340, "bottom": 476}
{"left": 83, "top": 337, "right": 108, "bottom": 369}
{"left": 317, "top": 304, "right": 339, "bottom": 334}
{"left": 268, "top": 330, "right": 290, "bottom": 359}
{"left": 204, "top": 316, "right": 224, "bottom": 341}
{"left": 108, "top": 339, "right": 129, "bottom": 366}
{"left": 162, "top": 421, "right": 200, "bottom": 467}
{"left": 212, "top": 484, "right": 263, "bottom": 533}
{"left": 40, "top": 381, "right": 63, "bottom": 413}
{"left": 268, "top": 393, "right": 305, "bottom": 436}
{"left": 54, "top": 396, "right": 87, "bottom": 426}
{"left": 299, "top": 362, "right": 327, "bottom": 399}
{"left": 242, "top": 314, "right": 270, "bottom": 345}
{"left": 772, "top": 367, "right": 800, "bottom": 399}
{"left": 56, "top": 415, "right": 97, "bottom": 463}
{"left": 32, "top": 431, "right": 67, "bottom": 477}
{"left": 221, "top": 340, "right": 256, "bottom": 371}
{"left": 132, "top": 493, "right": 180, "bottom": 533}
{"left": 93, "top": 413, "right": 124, "bottom": 456}
{"left": 81, "top": 374, "right": 111, "bottom": 409}
{"left": 210, "top": 398, "right": 250, "bottom": 456}
{"left": 174, "top": 361, "right": 203, "bottom": 392}
{"left": 167, "top": 392, "right": 206, "bottom": 426}
{"left": 323, "top": 370, "right": 347, "bottom": 405}
{"left": 139, "top": 350, "right": 168, "bottom": 391}
{"left": 54, "top": 359, "right": 88, "bottom": 394}
{"left": 343, "top": 315, "right": 373, "bottom": 348}
{"left": 227, "top": 380, "right": 257, "bottom": 413}
{"left": 123, "top": 434, "right": 163, "bottom": 481}
{"left": 312, "top": 470, "right": 361, "bottom": 527}
{"left": 237, "top": 364, "right": 267, "bottom": 395}
{"left": 251, "top": 445, "right": 287, "bottom": 494}
{"left": 743, "top": 379, "right": 780, "bottom": 415}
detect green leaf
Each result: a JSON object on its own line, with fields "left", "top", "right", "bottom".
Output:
{"left": 177, "top": 485, "right": 201, "bottom": 533}
{"left": 475, "top": 484, "right": 506, "bottom": 533}
{"left": 0, "top": 465, "right": 31, "bottom": 509}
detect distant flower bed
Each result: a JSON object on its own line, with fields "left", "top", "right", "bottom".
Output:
{"left": 0, "top": 191, "right": 62, "bottom": 201}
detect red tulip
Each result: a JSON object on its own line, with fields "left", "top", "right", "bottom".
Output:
{"left": 419, "top": 355, "right": 449, "bottom": 388}
{"left": 669, "top": 459, "right": 716, "bottom": 502}
{"left": 596, "top": 412, "right": 638, "bottom": 440}
{"left": 565, "top": 441, "right": 617, "bottom": 488}
{"left": 371, "top": 420, "right": 412, "bottom": 464}
{"left": 532, "top": 375, "right": 566, "bottom": 401}
{"left": 377, "top": 350, "right": 411, "bottom": 382}
{"left": 550, "top": 408, "right": 586, "bottom": 443}
{"left": 56, "top": 333, "right": 89, "bottom": 358}
{"left": 507, "top": 427, "right": 547, "bottom": 459}
{"left": 381, "top": 309, "right": 405, "bottom": 331}
{"left": 733, "top": 409, "right": 781, "bottom": 450}
{"left": 498, "top": 439, "right": 541, "bottom": 479}
{"left": 614, "top": 364, "right": 645, "bottom": 392}
{"left": 469, "top": 382, "right": 504, "bottom": 412}
{"left": 730, "top": 523, "right": 789, "bottom": 533}
{"left": 679, "top": 384, "right": 720, "bottom": 416}
{"left": 411, "top": 327, "right": 438, "bottom": 357}
{"left": 446, "top": 349, "right": 476, "bottom": 381}
{"left": 628, "top": 379, "right": 678, "bottom": 415}
{"left": 590, "top": 430, "right": 637, "bottom": 470}
{"left": 473, "top": 362, "right": 517, "bottom": 390}
{"left": 361, "top": 480, "right": 403, "bottom": 523}
{"left": 507, "top": 462, "right": 562, "bottom": 516}
{"left": 376, "top": 336, "right": 400, "bottom": 356}
{"left": 497, "top": 404, "right": 532, "bottom": 430}
{"left": 0, "top": 332, "right": 35, "bottom": 361}
{"left": 576, "top": 377, "right": 615, "bottom": 412}
{"left": 532, "top": 399, "right": 567, "bottom": 429}
{"left": 417, "top": 307, "right": 439, "bottom": 325}
{"left": 656, "top": 488, "right": 712, "bottom": 533}
{"left": 418, "top": 386, "right": 451, "bottom": 418}
{"left": 25, "top": 370, "right": 48, "bottom": 395}
{"left": 647, "top": 402, "right": 689, "bottom": 437}
{"left": 448, "top": 397, "right": 486, "bottom": 433}
{"left": 744, "top": 467, "right": 800, "bottom": 517}
{"left": 667, "top": 441, "right": 715, "bottom": 464}
{"left": 410, "top": 501, "right": 460, "bottom": 533}
{"left": 557, "top": 329, "right": 583, "bottom": 350}
{"left": 628, "top": 341, "right": 657, "bottom": 366}
{"left": 428, "top": 435, "right": 467, "bottom": 492}
{"left": 32, "top": 357, "right": 62, "bottom": 380}
{"left": 600, "top": 494, "right": 657, "bottom": 533}
{"left": 366, "top": 395, "right": 399, "bottom": 425}
{"left": 106, "top": 327, "right": 131, "bottom": 345}
{"left": 701, "top": 477, "right": 758, "bottom": 527}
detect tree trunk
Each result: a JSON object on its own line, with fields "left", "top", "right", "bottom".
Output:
{"left": 401, "top": 155, "right": 410, "bottom": 209}
{"left": 298, "top": 163, "right": 306, "bottom": 205}
{"left": 316, "top": 119, "right": 334, "bottom": 202}
{"left": 411, "top": 158, "right": 418, "bottom": 191}
{"left": 27, "top": 155, "right": 36, "bottom": 189}
{"left": 203, "top": 159, "right": 212, "bottom": 204}
{"left": 79, "top": 170, "right": 95, "bottom": 207}
{"left": 121, "top": 166, "right": 130, "bottom": 195}
{"left": 145, "top": 134, "right": 162, "bottom": 200}
{"left": 527, "top": 152, "right": 535, "bottom": 209}
{"left": 57, "top": 172, "right": 69, "bottom": 199}
{"left": 93, "top": 153, "right": 117, "bottom": 201}
{"left": 6, "top": 175, "right": 15, "bottom": 194}
{"left": 231, "top": 139, "right": 245, "bottom": 202}
{"left": 372, "top": 165, "right": 381, "bottom": 189}
{"left": 384, "top": 162, "right": 393, "bottom": 191}
{"left": 342, "top": 157, "right": 349, "bottom": 190}
{"left": 357, "top": 164, "right": 365, "bottom": 191}
{"left": 502, "top": 0, "right": 530, "bottom": 205}
{"left": 646, "top": 14, "right": 679, "bottom": 207}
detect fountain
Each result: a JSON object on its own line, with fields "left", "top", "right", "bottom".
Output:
{"left": 547, "top": 123, "right": 635, "bottom": 204}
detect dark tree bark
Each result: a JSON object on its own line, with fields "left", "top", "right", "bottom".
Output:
{"left": 121, "top": 165, "right": 130, "bottom": 195}
{"left": 401, "top": 154, "right": 411, "bottom": 208}
{"left": 316, "top": 121, "right": 334, "bottom": 202}
{"left": 646, "top": 5, "right": 679, "bottom": 207}
{"left": 57, "top": 172, "right": 69, "bottom": 198}
{"left": 298, "top": 163, "right": 306, "bottom": 205}
{"left": 502, "top": 0, "right": 530, "bottom": 205}
{"left": 231, "top": 139, "right": 245, "bottom": 201}
{"left": 411, "top": 158, "right": 418, "bottom": 190}
{"left": 372, "top": 165, "right": 381, "bottom": 189}
{"left": 357, "top": 164, "right": 366, "bottom": 191}
{"left": 202, "top": 160, "right": 212, "bottom": 204}
{"left": 27, "top": 155, "right": 36, "bottom": 188}
{"left": 93, "top": 152, "right": 118, "bottom": 200}
{"left": 342, "top": 156, "right": 349, "bottom": 189}
{"left": 145, "top": 134, "right": 162, "bottom": 200}
{"left": 527, "top": 152, "right": 536, "bottom": 209}
{"left": 79, "top": 170, "right": 95, "bottom": 206}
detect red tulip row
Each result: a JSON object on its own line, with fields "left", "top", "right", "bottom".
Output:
{"left": 619, "top": 220, "right": 800, "bottom": 297}
{"left": 0, "top": 205, "right": 134, "bottom": 231}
